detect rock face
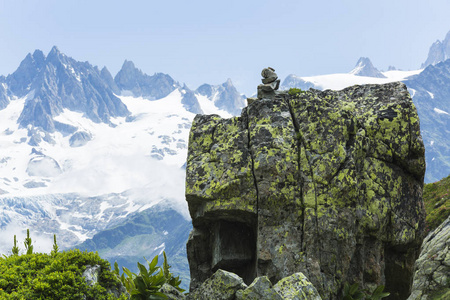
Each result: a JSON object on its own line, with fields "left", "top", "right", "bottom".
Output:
{"left": 408, "top": 215, "right": 450, "bottom": 300}
{"left": 185, "top": 82, "right": 426, "bottom": 299}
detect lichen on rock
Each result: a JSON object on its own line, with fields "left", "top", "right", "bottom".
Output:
{"left": 185, "top": 82, "right": 426, "bottom": 299}
{"left": 408, "top": 215, "right": 450, "bottom": 300}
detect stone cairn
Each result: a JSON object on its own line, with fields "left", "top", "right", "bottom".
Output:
{"left": 247, "top": 67, "right": 281, "bottom": 104}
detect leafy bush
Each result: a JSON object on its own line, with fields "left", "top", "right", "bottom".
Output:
{"left": 342, "top": 282, "right": 390, "bottom": 300}
{"left": 0, "top": 233, "right": 128, "bottom": 300}
{"left": 288, "top": 87, "right": 305, "bottom": 96}
{"left": 114, "top": 251, "right": 184, "bottom": 299}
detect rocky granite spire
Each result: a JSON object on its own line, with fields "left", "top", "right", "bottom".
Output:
{"left": 185, "top": 81, "right": 426, "bottom": 299}
{"left": 350, "top": 57, "right": 386, "bottom": 78}
{"left": 114, "top": 60, "right": 180, "bottom": 100}
{"left": 14, "top": 47, "right": 129, "bottom": 132}
{"left": 422, "top": 30, "right": 450, "bottom": 68}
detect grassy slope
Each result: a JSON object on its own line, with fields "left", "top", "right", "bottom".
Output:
{"left": 423, "top": 174, "right": 450, "bottom": 233}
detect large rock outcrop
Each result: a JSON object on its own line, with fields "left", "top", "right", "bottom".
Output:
{"left": 408, "top": 215, "right": 450, "bottom": 300}
{"left": 185, "top": 82, "right": 426, "bottom": 299}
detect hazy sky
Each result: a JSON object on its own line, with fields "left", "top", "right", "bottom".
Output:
{"left": 1, "top": 0, "right": 450, "bottom": 95}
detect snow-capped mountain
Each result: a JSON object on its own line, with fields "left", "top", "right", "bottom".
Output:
{"left": 0, "top": 47, "right": 246, "bottom": 283}
{"left": 281, "top": 68, "right": 421, "bottom": 91}
{"left": 8, "top": 46, "right": 129, "bottom": 133}
{"left": 114, "top": 60, "right": 180, "bottom": 102}
{"left": 422, "top": 30, "right": 450, "bottom": 68}
{"left": 196, "top": 78, "right": 246, "bottom": 116}
{"left": 405, "top": 60, "right": 450, "bottom": 182}
{"left": 350, "top": 57, "right": 386, "bottom": 78}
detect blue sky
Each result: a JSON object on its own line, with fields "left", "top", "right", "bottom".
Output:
{"left": 1, "top": 0, "right": 450, "bottom": 95}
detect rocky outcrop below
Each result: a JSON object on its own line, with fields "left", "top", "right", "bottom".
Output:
{"left": 408, "top": 215, "right": 450, "bottom": 300}
{"left": 186, "top": 269, "right": 321, "bottom": 300}
{"left": 185, "top": 82, "right": 426, "bottom": 299}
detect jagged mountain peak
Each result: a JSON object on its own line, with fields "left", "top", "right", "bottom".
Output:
{"left": 114, "top": 60, "right": 179, "bottom": 100}
{"left": 422, "top": 30, "right": 450, "bottom": 68}
{"left": 46, "top": 45, "right": 64, "bottom": 62}
{"left": 100, "top": 66, "right": 120, "bottom": 95}
{"left": 350, "top": 57, "right": 386, "bottom": 78}
{"left": 195, "top": 79, "right": 245, "bottom": 115}
{"left": 224, "top": 78, "right": 233, "bottom": 87}
{"left": 8, "top": 47, "right": 130, "bottom": 132}
{"left": 121, "top": 59, "right": 137, "bottom": 71}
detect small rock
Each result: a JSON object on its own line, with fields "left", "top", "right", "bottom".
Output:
{"left": 159, "top": 283, "right": 186, "bottom": 300}
{"left": 69, "top": 131, "right": 92, "bottom": 147}
{"left": 82, "top": 264, "right": 101, "bottom": 287}
{"left": 273, "top": 272, "right": 322, "bottom": 300}
{"left": 236, "top": 276, "right": 283, "bottom": 300}
{"left": 187, "top": 269, "right": 247, "bottom": 300}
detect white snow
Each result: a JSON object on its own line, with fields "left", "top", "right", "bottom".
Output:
{"left": 196, "top": 93, "right": 232, "bottom": 117}
{"left": 289, "top": 69, "right": 422, "bottom": 91}
{"left": 430, "top": 141, "right": 435, "bottom": 146}
{"left": 0, "top": 85, "right": 259, "bottom": 250}
{"left": 427, "top": 91, "right": 435, "bottom": 99}
{"left": 434, "top": 107, "right": 450, "bottom": 115}
{"left": 0, "top": 89, "right": 233, "bottom": 220}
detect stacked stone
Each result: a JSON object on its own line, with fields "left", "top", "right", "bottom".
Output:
{"left": 248, "top": 67, "right": 281, "bottom": 104}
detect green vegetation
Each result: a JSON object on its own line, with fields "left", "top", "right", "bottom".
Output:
{"left": 0, "top": 232, "right": 128, "bottom": 299}
{"left": 51, "top": 234, "right": 59, "bottom": 256}
{"left": 11, "top": 235, "right": 19, "bottom": 256}
{"left": 0, "top": 230, "right": 187, "bottom": 299}
{"left": 423, "top": 174, "right": 450, "bottom": 233}
{"left": 342, "top": 282, "right": 390, "bottom": 300}
{"left": 114, "top": 251, "right": 184, "bottom": 300}
{"left": 288, "top": 87, "right": 305, "bottom": 96}
{"left": 24, "top": 229, "right": 33, "bottom": 255}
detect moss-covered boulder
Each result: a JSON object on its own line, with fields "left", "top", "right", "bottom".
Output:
{"left": 187, "top": 269, "right": 247, "bottom": 300}
{"left": 186, "top": 82, "right": 426, "bottom": 299}
{"left": 273, "top": 272, "right": 322, "bottom": 300}
{"left": 236, "top": 276, "right": 283, "bottom": 300}
{"left": 408, "top": 215, "right": 450, "bottom": 300}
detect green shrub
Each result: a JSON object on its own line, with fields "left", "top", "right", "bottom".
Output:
{"left": 114, "top": 251, "right": 184, "bottom": 299}
{"left": 288, "top": 87, "right": 305, "bottom": 96}
{"left": 0, "top": 247, "right": 128, "bottom": 299}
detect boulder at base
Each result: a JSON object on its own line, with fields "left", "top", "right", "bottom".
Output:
{"left": 185, "top": 82, "right": 426, "bottom": 299}
{"left": 408, "top": 215, "right": 450, "bottom": 300}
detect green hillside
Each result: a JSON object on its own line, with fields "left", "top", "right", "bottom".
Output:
{"left": 423, "top": 174, "right": 450, "bottom": 232}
